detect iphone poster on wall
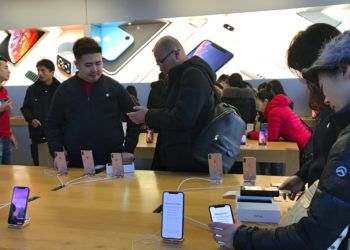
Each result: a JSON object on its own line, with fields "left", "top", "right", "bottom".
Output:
{"left": 3, "top": 6, "right": 346, "bottom": 86}
{"left": 0, "top": 25, "right": 84, "bottom": 86}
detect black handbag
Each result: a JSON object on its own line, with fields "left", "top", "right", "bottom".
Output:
{"left": 192, "top": 69, "right": 245, "bottom": 173}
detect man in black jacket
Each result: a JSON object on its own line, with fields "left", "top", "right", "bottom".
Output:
{"left": 210, "top": 31, "right": 350, "bottom": 250}
{"left": 21, "top": 59, "right": 60, "bottom": 166}
{"left": 45, "top": 37, "right": 140, "bottom": 167}
{"left": 128, "top": 36, "right": 214, "bottom": 172}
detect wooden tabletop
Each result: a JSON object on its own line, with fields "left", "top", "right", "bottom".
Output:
{"left": 10, "top": 117, "right": 27, "bottom": 126}
{"left": 135, "top": 133, "right": 300, "bottom": 176}
{"left": 0, "top": 165, "right": 292, "bottom": 250}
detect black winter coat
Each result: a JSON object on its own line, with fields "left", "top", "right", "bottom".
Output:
{"left": 21, "top": 78, "right": 60, "bottom": 142}
{"left": 221, "top": 87, "right": 256, "bottom": 123}
{"left": 234, "top": 105, "right": 350, "bottom": 250}
{"left": 145, "top": 56, "right": 215, "bottom": 172}
{"left": 147, "top": 79, "right": 167, "bottom": 109}
{"left": 45, "top": 75, "right": 140, "bottom": 167}
{"left": 296, "top": 107, "right": 337, "bottom": 186}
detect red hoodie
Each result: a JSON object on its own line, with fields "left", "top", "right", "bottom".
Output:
{"left": 249, "top": 94, "right": 311, "bottom": 150}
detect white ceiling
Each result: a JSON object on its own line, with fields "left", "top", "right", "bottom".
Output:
{"left": 0, "top": 0, "right": 349, "bottom": 29}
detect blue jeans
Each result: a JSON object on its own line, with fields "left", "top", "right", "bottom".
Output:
{"left": 0, "top": 137, "right": 12, "bottom": 164}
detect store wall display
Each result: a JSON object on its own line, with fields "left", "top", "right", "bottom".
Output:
{"left": 89, "top": 21, "right": 170, "bottom": 76}
{"left": 1, "top": 6, "right": 350, "bottom": 87}
{"left": 91, "top": 22, "right": 135, "bottom": 61}
{"left": 0, "top": 29, "right": 46, "bottom": 65}
{"left": 0, "top": 25, "right": 84, "bottom": 85}
{"left": 187, "top": 40, "right": 233, "bottom": 72}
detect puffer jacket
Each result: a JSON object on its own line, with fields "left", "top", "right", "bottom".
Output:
{"left": 249, "top": 94, "right": 311, "bottom": 150}
{"left": 234, "top": 105, "right": 350, "bottom": 250}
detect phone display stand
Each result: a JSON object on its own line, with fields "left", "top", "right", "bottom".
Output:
{"left": 162, "top": 238, "right": 184, "bottom": 244}
{"left": 132, "top": 234, "right": 160, "bottom": 250}
{"left": 242, "top": 180, "right": 256, "bottom": 186}
{"left": 209, "top": 177, "right": 223, "bottom": 184}
{"left": 8, "top": 216, "right": 31, "bottom": 229}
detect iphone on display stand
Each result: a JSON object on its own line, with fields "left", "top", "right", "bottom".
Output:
{"left": 55, "top": 151, "right": 68, "bottom": 175}
{"left": 8, "top": 186, "right": 30, "bottom": 229}
{"left": 161, "top": 191, "right": 184, "bottom": 243}
{"left": 111, "top": 153, "right": 124, "bottom": 177}
{"left": 81, "top": 150, "right": 95, "bottom": 175}
{"left": 208, "top": 153, "right": 223, "bottom": 184}
{"left": 243, "top": 157, "right": 256, "bottom": 183}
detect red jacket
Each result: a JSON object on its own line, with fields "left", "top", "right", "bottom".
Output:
{"left": 249, "top": 94, "right": 311, "bottom": 150}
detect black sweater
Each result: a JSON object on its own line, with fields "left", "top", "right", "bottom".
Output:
{"left": 45, "top": 75, "right": 140, "bottom": 167}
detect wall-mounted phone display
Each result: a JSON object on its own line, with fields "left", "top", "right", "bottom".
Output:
{"left": 0, "top": 29, "right": 45, "bottom": 65}
{"left": 91, "top": 23, "right": 134, "bottom": 62}
{"left": 96, "top": 21, "right": 169, "bottom": 75}
{"left": 187, "top": 40, "right": 233, "bottom": 72}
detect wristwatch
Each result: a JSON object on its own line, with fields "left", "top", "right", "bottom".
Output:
{"left": 57, "top": 42, "right": 76, "bottom": 75}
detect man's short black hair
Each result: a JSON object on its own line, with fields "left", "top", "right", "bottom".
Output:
{"left": 0, "top": 56, "right": 7, "bottom": 63}
{"left": 73, "top": 37, "right": 102, "bottom": 59}
{"left": 36, "top": 58, "right": 55, "bottom": 72}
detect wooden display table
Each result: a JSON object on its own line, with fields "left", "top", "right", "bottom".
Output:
{"left": 135, "top": 133, "right": 299, "bottom": 176}
{"left": 0, "top": 165, "right": 292, "bottom": 249}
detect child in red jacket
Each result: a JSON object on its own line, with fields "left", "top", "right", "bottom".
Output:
{"left": 249, "top": 84, "right": 311, "bottom": 151}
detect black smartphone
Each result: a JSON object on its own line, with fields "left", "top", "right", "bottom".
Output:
{"left": 8, "top": 186, "right": 30, "bottom": 225}
{"left": 187, "top": 40, "right": 233, "bottom": 72}
{"left": 161, "top": 191, "right": 184, "bottom": 241}
{"left": 209, "top": 204, "right": 234, "bottom": 224}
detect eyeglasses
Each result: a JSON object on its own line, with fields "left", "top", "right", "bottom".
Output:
{"left": 156, "top": 50, "right": 176, "bottom": 65}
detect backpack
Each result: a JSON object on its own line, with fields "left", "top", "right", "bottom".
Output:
{"left": 192, "top": 65, "right": 245, "bottom": 173}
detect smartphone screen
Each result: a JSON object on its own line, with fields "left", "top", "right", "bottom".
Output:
{"left": 241, "top": 129, "right": 247, "bottom": 145}
{"left": 161, "top": 191, "right": 184, "bottom": 240}
{"left": 209, "top": 204, "right": 234, "bottom": 224}
{"left": 258, "top": 130, "right": 268, "bottom": 146}
{"left": 81, "top": 150, "right": 95, "bottom": 175}
{"left": 8, "top": 186, "right": 30, "bottom": 225}
{"left": 187, "top": 40, "right": 233, "bottom": 72}
{"left": 91, "top": 23, "right": 134, "bottom": 61}
{"left": 0, "top": 29, "right": 45, "bottom": 65}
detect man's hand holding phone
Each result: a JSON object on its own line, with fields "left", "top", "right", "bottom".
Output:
{"left": 209, "top": 221, "right": 242, "bottom": 249}
{"left": 0, "top": 99, "right": 12, "bottom": 112}
{"left": 279, "top": 175, "right": 305, "bottom": 200}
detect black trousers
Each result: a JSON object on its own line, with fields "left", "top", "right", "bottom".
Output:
{"left": 30, "top": 142, "right": 39, "bottom": 166}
